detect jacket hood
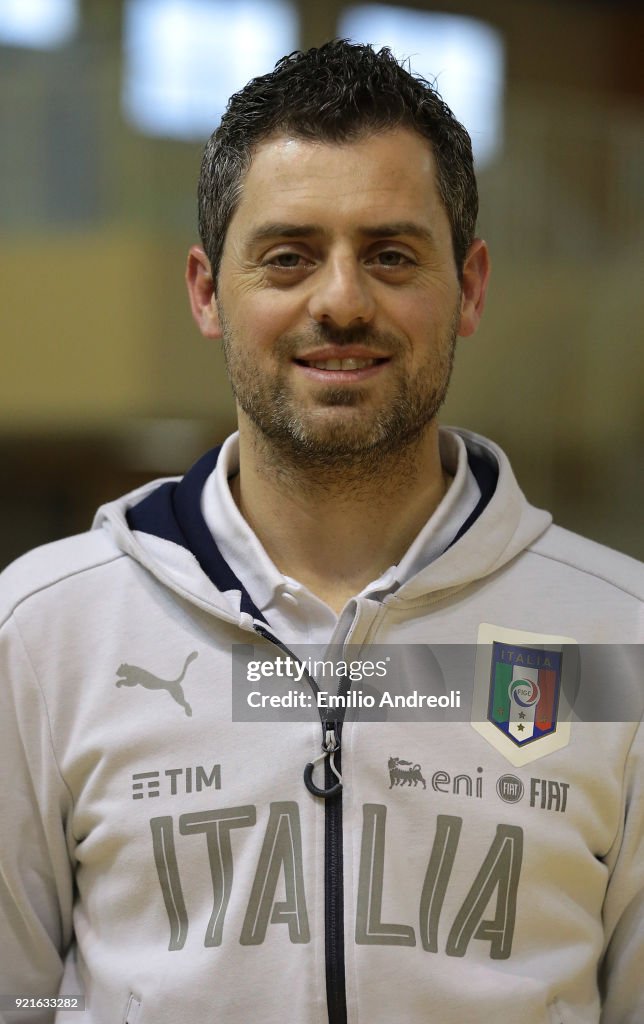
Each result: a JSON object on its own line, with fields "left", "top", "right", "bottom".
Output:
{"left": 93, "top": 428, "right": 552, "bottom": 622}
{"left": 391, "top": 428, "right": 552, "bottom": 603}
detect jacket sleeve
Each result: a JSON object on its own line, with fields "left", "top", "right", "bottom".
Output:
{"left": 599, "top": 721, "right": 644, "bottom": 1024}
{"left": 0, "top": 615, "right": 75, "bottom": 1024}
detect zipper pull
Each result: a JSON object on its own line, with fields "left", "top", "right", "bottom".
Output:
{"left": 304, "top": 726, "right": 343, "bottom": 799}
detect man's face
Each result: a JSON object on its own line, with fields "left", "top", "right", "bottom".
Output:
{"left": 192, "top": 128, "right": 488, "bottom": 466}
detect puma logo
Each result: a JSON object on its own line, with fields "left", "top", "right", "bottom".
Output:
{"left": 115, "top": 651, "right": 198, "bottom": 716}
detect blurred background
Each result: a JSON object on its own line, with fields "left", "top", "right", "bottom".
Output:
{"left": 1, "top": 0, "right": 642, "bottom": 569}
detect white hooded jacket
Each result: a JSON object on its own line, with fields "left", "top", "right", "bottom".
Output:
{"left": 0, "top": 429, "right": 642, "bottom": 1024}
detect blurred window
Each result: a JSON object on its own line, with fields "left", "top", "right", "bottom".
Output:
{"left": 0, "top": 0, "right": 78, "bottom": 49}
{"left": 122, "top": 0, "right": 298, "bottom": 139}
{"left": 339, "top": 5, "right": 504, "bottom": 166}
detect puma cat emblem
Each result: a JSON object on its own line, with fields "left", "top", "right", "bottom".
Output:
{"left": 115, "top": 651, "right": 198, "bottom": 716}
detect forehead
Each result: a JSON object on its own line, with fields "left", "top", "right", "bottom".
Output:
{"left": 227, "top": 128, "right": 450, "bottom": 243}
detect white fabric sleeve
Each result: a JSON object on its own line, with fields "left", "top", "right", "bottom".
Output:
{"left": 599, "top": 721, "right": 644, "bottom": 1024}
{"left": 0, "top": 616, "right": 75, "bottom": 1024}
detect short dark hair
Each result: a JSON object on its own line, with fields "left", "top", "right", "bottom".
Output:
{"left": 198, "top": 39, "right": 478, "bottom": 284}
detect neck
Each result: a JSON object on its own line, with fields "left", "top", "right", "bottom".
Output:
{"left": 230, "top": 417, "right": 449, "bottom": 613}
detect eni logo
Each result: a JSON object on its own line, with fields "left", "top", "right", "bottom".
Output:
{"left": 388, "top": 757, "right": 427, "bottom": 789}
{"left": 509, "top": 678, "right": 540, "bottom": 709}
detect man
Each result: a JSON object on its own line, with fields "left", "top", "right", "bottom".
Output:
{"left": 0, "top": 40, "right": 641, "bottom": 1024}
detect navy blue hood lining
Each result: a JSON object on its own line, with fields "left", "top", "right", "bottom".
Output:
{"left": 126, "top": 442, "right": 498, "bottom": 614}
{"left": 448, "top": 446, "right": 498, "bottom": 549}
{"left": 126, "top": 447, "right": 268, "bottom": 623}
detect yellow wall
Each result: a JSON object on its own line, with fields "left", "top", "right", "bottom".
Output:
{"left": 0, "top": 231, "right": 235, "bottom": 431}
{"left": 1, "top": 0, "right": 642, "bottom": 558}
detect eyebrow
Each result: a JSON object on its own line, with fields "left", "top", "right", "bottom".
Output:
{"left": 247, "top": 221, "right": 437, "bottom": 247}
{"left": 361, "top": 222, "right": 437, "bottom": 246}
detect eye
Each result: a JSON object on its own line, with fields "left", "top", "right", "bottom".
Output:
{"left": 367, "top": 248, "right": 416, "bottom": 270}
{"left": 272, "top": 252, "right": 304, "bottom": 268}
{"left": 259, "top": 247, "right": 316, "bottom": 287}
{"left": 379, "top": 251, "right": 408, "bottom": 265}
{"left": 263, "top": 250, "right": 312, "bottom": 270}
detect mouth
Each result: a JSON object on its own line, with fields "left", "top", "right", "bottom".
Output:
{"left": 295, "top": 356, "right": 387, "bottom": 371}
{"left": 293, "top": 354, "right": 390, "bottom": 384}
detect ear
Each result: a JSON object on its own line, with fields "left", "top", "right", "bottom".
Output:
{"left": 457, "top": 238, "right": 491, "bottom": 338}
{"left": 185, "top": 245, "right": 223, "bottom": 339}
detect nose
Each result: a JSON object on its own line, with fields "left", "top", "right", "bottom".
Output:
{"left": 307, "top": 253, "right": 375, "bottom": 329}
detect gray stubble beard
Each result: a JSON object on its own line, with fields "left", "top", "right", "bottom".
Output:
{"left": 220, "top": 313, "right": 459, "bottom": 480}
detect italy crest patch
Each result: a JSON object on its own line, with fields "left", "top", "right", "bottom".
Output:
{"left": 472, "top": 624, "right": 576, "bottom": 766}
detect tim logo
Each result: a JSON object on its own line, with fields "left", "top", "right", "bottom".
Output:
{"left": 115, "top": 651, "right": 198, "bottom": 716}
{"left": 388, "top": 757, "right": 427, "bottom": 789}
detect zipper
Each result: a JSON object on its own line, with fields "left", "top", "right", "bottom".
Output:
{"left": 325, "top": 728, "right": 346, "bottom": 1024}
{"left": 252, "top": 624, "right": 341, "bottom": 797}
{"left": 253, "top": 624, "right": 348, "bottom": 1024}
